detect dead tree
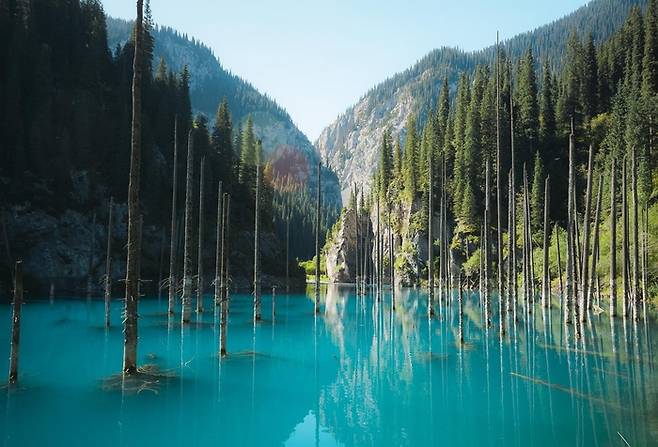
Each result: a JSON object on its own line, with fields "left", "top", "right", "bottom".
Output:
{"left": 220, "top": 194, "right": 230, "bottom": 357}
{"left": 181, "top": 129, "right": 195, "bottom": 324}
{"left": 542, "top": 176, "right": 551, "bottom": 308}
{"left": 123, "top": 0, "right": 144, "bottom": 374}
{"left": 315, "top": 162, "right": 321, "bottom": 314}
{"left": 609, "top": 158, "right": 617, "bottom": 317}
{"left": 483, "top": 158, "right": 491, "bottom": 324}
{"left": 254, "top": 155, "right": 262, "bottom": 322}
{"left": 428, "top": 151, "right": 435, "bottom": 317}
{"left": 631, "top": 146, "right": 639, "bottom": 320}
{"left": 168, "top": 118, "right": 179, "bottom": 314}
{"left": 197, "top": 157, "right": 206, "bottom": 314}
{"left": 622, "top": 157, "right": 629, "bottom": 318}
{"left": 580, "top": 145, "right": 594, "bottom": 322}
{"left": 214, "top": 182, "right": 223, "bottom": 307}
{"left": 495, "top": 32, "right": 505, "bottom": 306}
{"left": 104, "top": 197, "right": 114, "bottom": 328}
{"left": 8, "top": 261, "right": 23, "bottom": 384}
{"left": 588, "top": 175, "right": 603, "bottom": 311}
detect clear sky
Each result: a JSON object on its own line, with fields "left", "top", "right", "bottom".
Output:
{"left": 102, "top": 0, "right": 588, "bottom": 140}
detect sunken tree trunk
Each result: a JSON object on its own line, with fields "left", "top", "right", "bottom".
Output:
{"left": 197, "top": 157, "right": 206, "bottom": 314}
{"left": 428, "top": 152, "right": 434, "bottom": 316}
{"left": 104, "top": 197, "right": 114, "bottom": 328}
{"left": 542, "top": 176, "right": 550, "bottom": 308}
{"left": 495, "top": 32, "right": 504, "bottom": 303}
{"left": 588, "top": 175, "right": 603, "bottom": 311}
{"left": 631, "top": 146, "right": 639, "bottom": 320}
{"left": 214, "top": 182, "right": 223, "bottom": 307}
{"left": 181, "top": 129, "right": 195, "bottom": 324}
{"left": 220, "top": 194, "right": 230, "bottom": 357}
{"left": 254, "top": 160, "right": 262, "bottom": 322}
{"left": 8, "top": 261, "right": 23, "bottom": 384}
{"left": 315, "top": 162, "right": 322, "bottom": 314}
{"left": 168, "top": 118, "right": 179, "bottom": 314}
{"left": 87, "top": 213, "right": 96, "bottom": 300}
{"left": 610, "top": 158, "right": 617, "bottom": 317}
{"left": 123, "top": 0, "right": 143, "bottom": 375}
{"left": 622, "top": 157, "right": 629, "bottom": 318}
{"left": 580, "top": 145, "right": 594, "bottom": 322}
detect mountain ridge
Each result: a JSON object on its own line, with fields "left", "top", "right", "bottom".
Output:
{"left": 316, "top": 0, "right": 646, "bottom": 202}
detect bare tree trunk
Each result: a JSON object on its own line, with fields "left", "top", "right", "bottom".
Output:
{"left": 555, "top": 225, "right": 563, "bottom": 299}
{"left": 197, "top": 157, "right": 206, "bottom": 314}
{"left": 214, "top": 182, "right": 223, "bottom": 307}
{"left": 286, "top": 210, "right": 290, "bottom": 293}
{"left": 388, "top": 203, "right": 395, "bottom": 309}
{"left": 507, "top": 171, "right": 514, "bottom": 321}
{"left": 509, "top": 94, "right": 516, "bottom": 325}
{"left": 631, "top": 146, "right": 639, "bottom": 320}
{"left": 254, "top": 163, "right": 261, "bottom": 321}
{"left": 136, "top": 215, "right": 143, "bottom": 298}
{"left": 104, "top": 197, "right": 114, "bottom": 328}
{"left": 610, "top": 158, "right": 617, "bottom": 317}
{"left": 220, "top": 194, "right": 230, "bottom": 357}
{"left": 354, "top": 183, "right": 359, "bottom": 294}
{"left": 123, "top": 0, "right": 143, "bottom": 374}
{"left": 428, "top": 151, "right": 435, "bottom": 317}
{"left": 315, "top": 162, "right": 321, "bottom": 314}
{"left": 495, "top": 32, "right": 505, "bottom": 305}
{"left": 8, "top": 261, "right": 22, "bottom": 384}
{"left": 181, "top": 129, "right": 195, "bottom": 324}
{"left": 588, "top": 175, "right": 603, "bottom": 312}
{"left": 483, "top": 158, "right": 491, "bottom": 325}
{"left": 580, "top": 145, "right": 594, "bottom": 322}
{"left": 565, "top": 126, "right": 575, "bottom": 326}
{"left": 522, "top": 166, "right": 530, "bottom": 311}
{"left": 377, "top": 193, "right": 381, "bottom": 296}
{"left": 622, "top": 157, "right": 629, "bottom": 318}
{"left": 542, "top": 176, "right": 551, "bottom": 308}
{"left": 168, "top": 118, "right": 179, "bottom": 314}
{"left": 87, "top": 213, "right": 96, "bottom": 300}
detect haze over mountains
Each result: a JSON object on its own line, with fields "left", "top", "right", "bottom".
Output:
{"left": 315, "top": 0, "right": 647, "bottom": 202}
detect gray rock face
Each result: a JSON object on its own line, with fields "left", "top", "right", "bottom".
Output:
{"left": 325, "top": 208, "right": 362, "bottom": 283}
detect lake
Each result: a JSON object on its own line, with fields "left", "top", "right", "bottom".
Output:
{"left": 0, "top": 286, "right": 656, "bottom": 446}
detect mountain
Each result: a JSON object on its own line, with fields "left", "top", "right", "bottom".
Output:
{"left": 107, "top": 17, "right": 342, "bottom": 208}
{"left": 316, "top": 0, "right": 647, "bottom": 202}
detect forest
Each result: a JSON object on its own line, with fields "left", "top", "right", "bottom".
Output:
{"left": 0, "top": 0, "right": 338, "bottom": 295}
{"left": 326, "top": 1, "right": 657, "bottom": 315}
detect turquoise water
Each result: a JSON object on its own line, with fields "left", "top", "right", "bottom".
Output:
{"left": 0, "top": 286, "right": 656, "bottom": 446}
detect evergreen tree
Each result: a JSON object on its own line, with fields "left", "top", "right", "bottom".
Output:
{"left": 516, "top": 48, "right": 539, "bottom": 168}
{"left": 239, "top": 115, "right": 256, "bottom": 189}
{"left": 378, "top": 129, "right": 393, "bottom": 197}
{"left": 212, "top": 97, "right": 234, "bottom": 190}
{"left": 530, "top": 151, "right": 544, "bottom": 231}
{"left": 642, "top": 0, "right": 658, "bottom": 96}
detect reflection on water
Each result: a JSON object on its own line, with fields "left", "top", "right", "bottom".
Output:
{"left": 0, "top": 286, "right": 656, "bottom": 446}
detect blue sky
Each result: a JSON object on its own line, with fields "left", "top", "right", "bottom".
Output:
{"left": 102, "top": 0, "right": 588, "bottom": 140}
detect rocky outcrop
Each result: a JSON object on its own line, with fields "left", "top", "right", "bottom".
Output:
{"left": 325, "top": 209, "right": 359, "bottom": 283}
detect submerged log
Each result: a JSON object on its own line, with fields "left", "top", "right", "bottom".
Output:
{"left": 622, "top": 157, "right": 629, "bottom": 318}
{"left": 495, "top": 32, "right": 505, "bottom": 309}
{"left": 220, "top": 194, "right": 231, "bottom": 357}
{"left": 580, "top": 145, "right": 594, "bottom": 322}
{"left": 631, "top": 146, "right": 639, "bottom": 320}
{"left": 8, "top": 261, "right": 23, "bottom": 384}
{"left": 428, "top": 151, "right": 434, "bottom": 316}
{"left": 588, "top": 175, "right": 603, "bottom": 312}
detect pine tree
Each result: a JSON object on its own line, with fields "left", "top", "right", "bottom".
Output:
{"left": 392, "top": 135, "right": 402, "bottom": 179}
{"left": 212, "top": 98, "right": 234, "bottom": 190}
{"left": 516, "top": 48, "right": 539, "bottom": 168}
{"left": 530, "top": 151, "right": 544, "bottom": 231}
{"left": 643, "top": 0, "right": 658, "bottom": 96}
{"left": 581, "top": 33, "right": 599, "bottom": 121}
{"left": 239, "top": 115, "right": 257, "bottom": 190}
{"left": 378, "top": 129, "right": 392, "bottom": 197}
